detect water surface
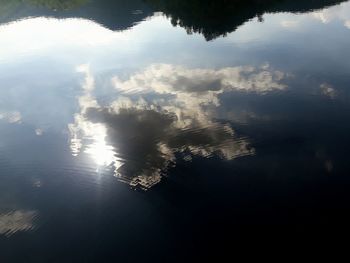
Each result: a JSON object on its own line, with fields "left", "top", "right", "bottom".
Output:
{"left": 1, "top": 0, "right": 350, "bottom": 261}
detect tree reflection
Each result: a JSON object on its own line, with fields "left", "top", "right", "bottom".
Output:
{"left": 0, "top": 0, "right": 346, "bottom": 39}
{"left": 146, "top": 0, "right": 346, "bottom": 40}
{"left": 0, "top": 0, "right": 153, "bottom": 31}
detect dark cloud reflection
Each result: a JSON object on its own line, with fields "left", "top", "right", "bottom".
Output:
{"left": 68, "top": 63, "right": 288, "bottom": 189}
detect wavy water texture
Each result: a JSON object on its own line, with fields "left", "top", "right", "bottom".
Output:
{"left": 0, "top": 210, "right": 38, "bottom": 237}
{"left": 68, "top": 64, "right": 289, "bottom": 189}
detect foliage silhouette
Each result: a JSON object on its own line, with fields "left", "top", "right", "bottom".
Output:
{"left": 145, "top": 0, "right": 346, "bottom": 40}
{"left": 0, "top": 0, "right": 346, "bottom": 39}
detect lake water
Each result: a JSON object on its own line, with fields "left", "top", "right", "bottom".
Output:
{"left": 1, "top": 0, "right": 350, "bottom": 261}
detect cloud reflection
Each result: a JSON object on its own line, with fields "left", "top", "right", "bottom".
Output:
{"left": 0, "top": 210, "right": 38, "bottom": 237}
{"left": 69, "top": 63, "right": 288, "bottom": 189}
{"left": 0, "top": 111, "right": 22, "bottom": 124}
{"left": 312, "top": 1, "right": 350, "bottom": 28}
{"left": 320, "top": 83, "right": 337, "bottom": 99}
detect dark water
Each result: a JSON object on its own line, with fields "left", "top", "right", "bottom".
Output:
{"left": 1, "top": 0, "right": 350, "bottom": 261}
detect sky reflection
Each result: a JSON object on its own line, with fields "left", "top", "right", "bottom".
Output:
{"left": 69, "top": 64, "right": 261, "bottom": 189}
{"left": 1, "top": 1, "right": 350, "bottom": 261}
{"left": 0, "top": 2, "right": 349, "bottom": 188}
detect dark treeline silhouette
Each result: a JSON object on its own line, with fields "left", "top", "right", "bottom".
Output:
{"left": 0, "top": 0, "right": 346, "bottom": 39}
{"left": 0, "top": 0, "right": 153, "bottom": 31}
{"left": 145, "top": 0, "right": 346, "bottom": 40}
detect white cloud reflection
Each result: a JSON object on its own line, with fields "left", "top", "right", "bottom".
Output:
{"left": 312, "top": 1, "right": 350, "bottom": 28}
{"left": 113, "top": 64, "right": 286, "bottom": 128}
{"left": 112, "top": 63, "right": 286, "bottom": 94}
{"left": 320, "top": 83, "right": 337, "bottom": 99}
{"left": 0, "top": 17, "right": 120, "bottom": 51}
{"left": 0, "top": 111, "right": 22, "bottom": 124}
{"left": 68, "top": 63, "right": 288, "bottom": 189}
{"left": 281, "top": 20, "right": 299, "bottom": 28}
{"left": 0, "top": 15, "right": 172, "bottom": 63}
{"left": 0, "top": 210, "right": 38, "bottom": 237}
